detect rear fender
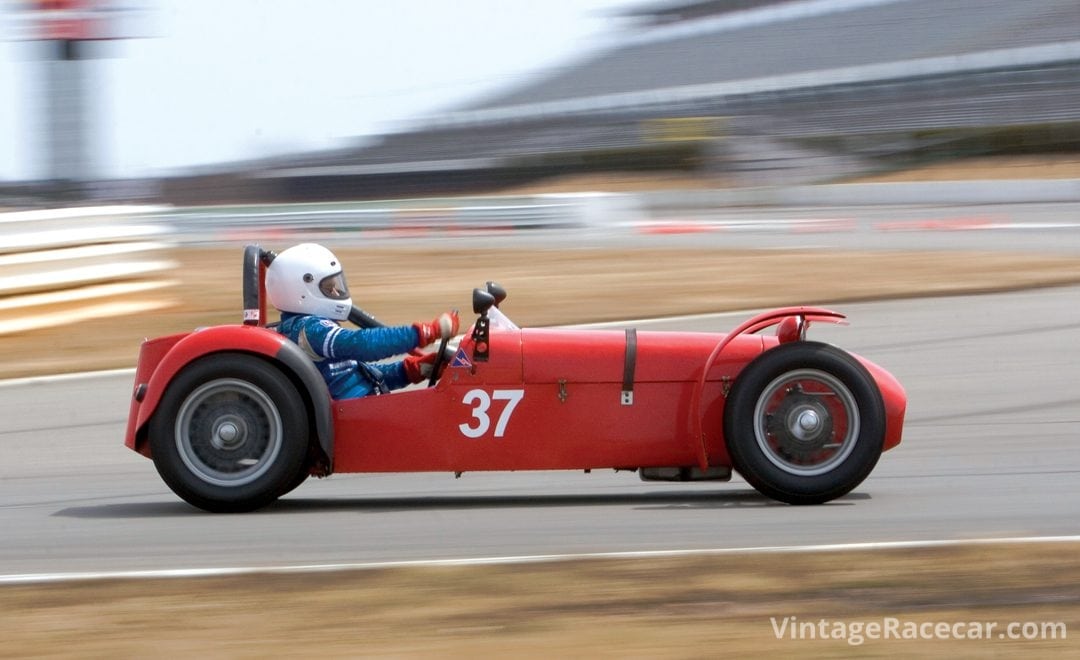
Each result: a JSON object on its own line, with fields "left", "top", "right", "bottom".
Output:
{"left": 688, "top": 307, "right": 847, "bottom": 469}
{"left": 130, "top": 325, "right": 334, "bottom": 467}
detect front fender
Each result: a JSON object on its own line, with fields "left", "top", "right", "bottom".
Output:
{"left": 127, "top": 325, "right": 333, "bottom": 468}
{"left": 688, "top": 307, "right": 848, "bottom": 469}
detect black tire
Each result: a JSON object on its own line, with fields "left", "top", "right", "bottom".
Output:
{"left": 723, "top": 341, "right": 885, "bottom": 505}
{"left": 277, "top": 464, "right": 310, "bottom": 498}
{"left": 149, "top": 354, "right": 310, "bottom": 512}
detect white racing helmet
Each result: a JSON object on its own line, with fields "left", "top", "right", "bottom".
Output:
{"left": 265, "top": 243, "right": 352, "bottom": 320}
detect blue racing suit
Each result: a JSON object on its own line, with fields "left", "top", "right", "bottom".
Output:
{"left": 276, "top": 312, "right": 422, "bottom": 399}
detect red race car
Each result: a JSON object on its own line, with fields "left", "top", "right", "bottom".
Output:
{"left": 125, "top": 246, "right": 905, "bottom": 512}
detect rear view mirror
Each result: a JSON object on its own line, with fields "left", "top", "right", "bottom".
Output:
{"left": 472, "top": 288, "right": 496, "bottom": 316}
{"left": 485, "top": 281, "right": 507, "bottom": 307}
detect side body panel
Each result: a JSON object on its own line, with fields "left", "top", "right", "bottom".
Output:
{"left": 331, "top": 327, "right": 767, "bottom": 473}
{"left": 125, "top": 314, "right": 905, "bottom": 475}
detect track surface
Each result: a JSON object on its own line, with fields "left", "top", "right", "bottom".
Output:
{"left": 2, "top": 284, "right": 1079, "bottom": 576}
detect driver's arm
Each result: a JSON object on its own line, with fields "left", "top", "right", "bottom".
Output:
{"left": 372, "top": 352, "right": 440, "bottom": 390}
{"left": 298, "top": 310, "right": 458, "bottom": 363}
{"left": 323, "top": 310, "right": 459, "bottom": 359}
{"left": 306, "top": 319, "right": 420, "bottom": 362}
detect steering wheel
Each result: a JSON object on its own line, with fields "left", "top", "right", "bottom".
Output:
{"left": 427, "top": 336, "right": 451, "bottom": 388}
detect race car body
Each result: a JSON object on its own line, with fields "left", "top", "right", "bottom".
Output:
{"left": 125, "top": 246, "right": 905, "bottom": 512}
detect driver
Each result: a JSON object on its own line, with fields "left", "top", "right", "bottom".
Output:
{"left": 265, "top": 243, "right": 459, "bottom": 399}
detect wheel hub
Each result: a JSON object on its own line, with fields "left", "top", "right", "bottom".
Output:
{"left": 792, "top": 408, "right": 822, "bottom": 440}
{"left": 767, "top": 391, "right": 834, "bottom": 459}
{"left": 211, "top": 414, "right": 247, "bottom": 450}
{"left": 175, "top": 377, "right": 283, "bottom": 487}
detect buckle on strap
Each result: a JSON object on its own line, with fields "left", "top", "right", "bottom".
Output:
{"left": 622, "top": 328, "right": 637, "bottom": 405}
{"left": 357, "top": 362, "right": 390, "bottom": 395}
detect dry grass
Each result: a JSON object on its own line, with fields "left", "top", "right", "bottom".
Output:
{"left": 500, "top": 154, "right": 1080, "bottom": 192}
{"left": 2, "top": 544, "right": 1077, "bottom": 657}
{"left": 850, "top": 154, "right": 1080, "bottom": 182}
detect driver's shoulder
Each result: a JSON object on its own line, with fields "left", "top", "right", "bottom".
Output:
{"left": 280, "top": 313, "right": 339, "bottom": 334}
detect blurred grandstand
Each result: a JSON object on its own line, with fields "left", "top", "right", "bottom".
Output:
{"left": 15, "top": 0, "right": 1080, "bottom": 204}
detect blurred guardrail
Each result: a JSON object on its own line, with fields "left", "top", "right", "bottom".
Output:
{"left": 159, "top": 193, "right": 644, "bottom": 242}
{"left": 3, "top": 180, "right": 1074, "bottom": 340}
{"left": 641, "top": 180, "right": 1080, "bottom": 209}
{"left": 158, "top": 181, "right": 1080, "bottom": 245}
{"left": 0, "top": 206, "right": 177, "bottom": 336}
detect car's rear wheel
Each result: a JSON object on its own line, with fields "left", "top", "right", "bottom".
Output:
{"left": 724, "top": 341, "right": 885, "bottom": 504}
{"left": 277, "top": 462, "right": 310, "bottom": 498}
{"left": 149, "top": 354, "right": 309, "bottom": 512}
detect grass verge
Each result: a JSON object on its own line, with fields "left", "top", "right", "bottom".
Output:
{"left": 1, "top": 543, "right": 1076, "bottom": 656}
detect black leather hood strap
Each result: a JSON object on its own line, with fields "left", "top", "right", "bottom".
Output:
{"left": 622, "top": 328, "right": 637, "bottom": 405}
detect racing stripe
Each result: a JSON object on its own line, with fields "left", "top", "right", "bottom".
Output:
{"left": 324, "top": 325, "right": 342, "bottom": 358}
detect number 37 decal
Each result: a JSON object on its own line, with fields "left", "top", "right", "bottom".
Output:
{"left": 459, "top": 389, "right": 524, "bottom": 438}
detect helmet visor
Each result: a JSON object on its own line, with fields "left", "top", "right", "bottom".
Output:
{"left": 318, "top": 272, "right": 350, "bottom": 300}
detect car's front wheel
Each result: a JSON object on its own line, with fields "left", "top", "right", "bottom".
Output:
{"left": 724, "top": 341, "right": 885, "bottom": 504}
{"left": 149, "top": 354, "right": 309, "bottom": 512}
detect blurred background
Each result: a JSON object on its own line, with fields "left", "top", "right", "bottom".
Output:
{"left": 3, "top": 0, "right": 1080, "bottom": 350}
{"left": 3, "top": 0, "right": 1080, "bottom": 205}
{"left": 4, "top": 6, "right": 1080, "bottom": 654}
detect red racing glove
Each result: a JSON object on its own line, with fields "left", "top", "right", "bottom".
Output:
{"left": 403, "top": 351, "right": 441, "bottom": 384}
{"left": 413, "top": 310, "right": 459, "bottom": 347}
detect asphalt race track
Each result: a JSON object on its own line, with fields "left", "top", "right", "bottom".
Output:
{"left": 2, "top": 283, "right": 1079, "bottom": 577}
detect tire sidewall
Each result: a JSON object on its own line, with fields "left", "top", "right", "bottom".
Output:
{"left": 724, "top": 341, "right": 885, "bottom": 504}
{"left": 149, "top": 353, "right": 309, "bottom": 512}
